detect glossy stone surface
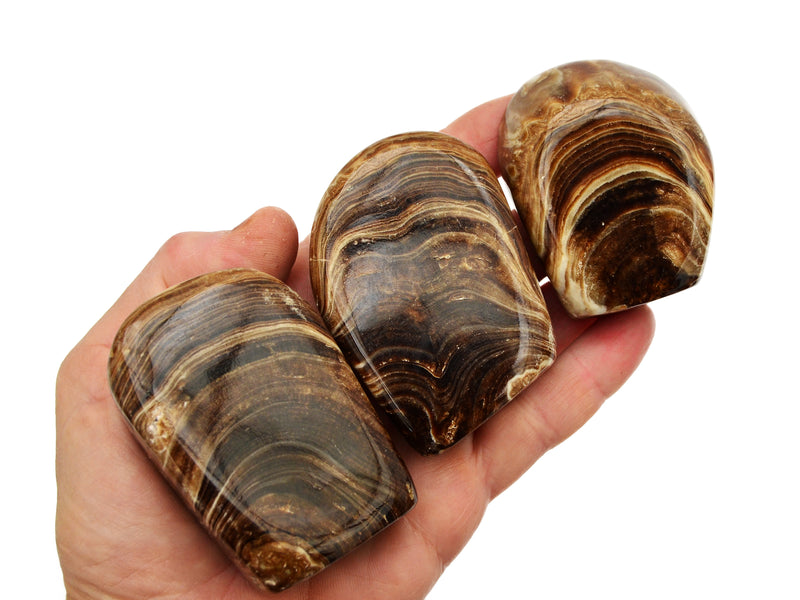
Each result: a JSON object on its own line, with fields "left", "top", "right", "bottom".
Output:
{"left": 310, "top": 132, "right": 555, "bottom": 455}
{"left": 108, "top": 269, "right": 416, "bottom": 592}
{"left": 499, "top": 60, "right": 714, "bottom": 317}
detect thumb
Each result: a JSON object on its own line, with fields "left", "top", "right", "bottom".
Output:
{"left": 84, "top": 206, "right": 299, "bottom": 349}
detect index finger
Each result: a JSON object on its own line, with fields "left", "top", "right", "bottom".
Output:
{"left": 440, "top": 94, "right": 546, "bottom": 283}
{"left": 441, "top": 95, "right": 512, "bottom": 174}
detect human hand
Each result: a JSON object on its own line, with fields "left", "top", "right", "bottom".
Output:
{"left": 55, "top": 97, "right": 655, "bottom": 600}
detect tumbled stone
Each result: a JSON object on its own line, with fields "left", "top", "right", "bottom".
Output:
{"left": 310, "top": 131, "right": 556, "bottom": 455}
{"left": 108, "top": 269, "right": 416, "bottom": 592}
{"left": 499, "top": 60, "right": 714, "bottom": 317}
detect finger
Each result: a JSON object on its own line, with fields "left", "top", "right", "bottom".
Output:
{"left": 287, "top": 235, "right": 315, "bottom": 308}
{"left": 541, "top": 283, "right": 597, "bottom": 355}
{"left": 441, "top": 97, "right": 549, "bottom": 282}
{"left": 441, "top": 95, "right": 512, "bottom": 174}
{"left": 84, "top": 206, "right": 298, "bottom": 349}
{"left": 510, "top": 207, "right": 548, "bottom": 281}
{"left": 474, "top": 304, "right": 656, "bottom": 499}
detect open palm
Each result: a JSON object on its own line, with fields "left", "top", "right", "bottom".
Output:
{"left": 55, "top": 97, "right": 654, "bottom": 600}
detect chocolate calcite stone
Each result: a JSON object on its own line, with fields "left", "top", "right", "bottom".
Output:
{"left": 499, "top": 60, "right": 714, "bottom": 317}
{"left": 108, "top": 269, "right": 416, "bottom": 592}
{"left": 310, "top": 132, "right": 556, "bottom": 455}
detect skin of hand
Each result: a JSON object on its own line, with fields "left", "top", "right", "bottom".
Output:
{"left": 55, "top": 96, "right": 655, "bottom": 600}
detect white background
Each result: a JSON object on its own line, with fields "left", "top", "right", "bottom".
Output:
{"left": 2, "top": 1, "right": 798, "bottom": 597}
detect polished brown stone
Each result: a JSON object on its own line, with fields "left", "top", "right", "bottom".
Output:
{"left": 499, "top": 60, "right": 714, "bottom": 317}
{"left": 108, "top": 269, "right": 416, "bottom": 592}
{"left": 310, "top": 131, "right": 555, "bottom": 455}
